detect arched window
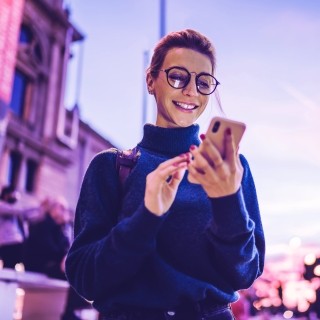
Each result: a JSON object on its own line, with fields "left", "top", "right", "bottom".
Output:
{"left": 9, "top": 23, "right": 44, "bottom": 120}
{"left": 18, "top": 24, "right": 43, "bottom": 62}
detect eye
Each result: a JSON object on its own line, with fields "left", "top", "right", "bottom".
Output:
{"left": 167, "top": 69, "right": 189, "bottom": 88}
{"left": 197, "top": 79, "right": 210, "bottom": 89}
{"left": 197, "top": 74, "right": 214, "bottom": 91}
{"left": 168, "top": 71, "right": 188, "bottom": 82}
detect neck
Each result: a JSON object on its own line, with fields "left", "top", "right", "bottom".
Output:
{"left": 138, "top": 123, "right": 201, "bottom": 157}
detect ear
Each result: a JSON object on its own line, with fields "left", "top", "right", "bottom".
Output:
{"left": 146, "top": 72, "right": 154, "bottom": 94}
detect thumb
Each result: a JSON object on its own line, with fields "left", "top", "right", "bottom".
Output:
{"left": 170, "top": 167, "right": 187, "bottom": 189}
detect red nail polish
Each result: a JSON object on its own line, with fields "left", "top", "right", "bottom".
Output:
{"left": 190, "top": 145, "right": 196, "bottom": 150}
{"left": 200, "top": 133, "right": 206, "bottom": 140}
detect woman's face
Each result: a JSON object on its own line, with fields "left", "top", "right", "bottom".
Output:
{"left": 148, "top": 48, "right": 212, "bottom": 128}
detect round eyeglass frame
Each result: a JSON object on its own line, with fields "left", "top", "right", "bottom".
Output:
{"left": 153, "top": 66, "right": 220, "bottom": 95}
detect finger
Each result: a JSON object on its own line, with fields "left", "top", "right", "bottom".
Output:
{"left": 235, "top": 152, "right": 243, "bottom": 174}
{"left": 187, "top": 162, "right": 214, "bottom": 185}
{"left": 224, "top": 130, "right": 243, "bottom": 177}
{"left": 169, "top": 167, "right": 187, "bottom": 189}
{"left": 166, "top": 153, "right": 189, "bottom": 167}
{"left": 191, "top": 141, "right": 225, "bottom": 172}
{"left": 156, "top": 154, "right": 189, "bottom": 180}
{"left": 189, "top": 145, "right": 213, "bottom": 175}
{"left": 200, "top": 138, "right": 224, "bottom": 168}
{"left": 224, "top": 129, "right": 237, "bottom": 170}
{"left": 187, "top": 163, "right": 204, "bottom": 182}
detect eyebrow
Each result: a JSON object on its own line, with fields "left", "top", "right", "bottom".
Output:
{"left": 165, "top": 65, "right": 213, "bottom": 75}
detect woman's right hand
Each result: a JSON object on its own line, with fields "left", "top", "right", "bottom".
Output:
{"left": 188, "top": 130, "right": 243, "bottom": 198}
{"left": 144, "top": 153, "right": 190, "bottom": 216}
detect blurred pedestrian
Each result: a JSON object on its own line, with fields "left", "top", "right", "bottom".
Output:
{"left": 24, "top": 197, "right": 71, "bottom": 277}
{"left": 0, "top": 185, "right": 35, "bottom": 268}
{"left": 24, "top": 196, "right": 89, "bottom": 320}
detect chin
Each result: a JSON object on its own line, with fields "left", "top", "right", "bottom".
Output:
{"left": 175, "top": 118, "right": 196, "bottom": 127}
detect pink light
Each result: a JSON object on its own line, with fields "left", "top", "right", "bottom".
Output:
{"left": 0, "top": 0, "right": 25, "bottom": 103}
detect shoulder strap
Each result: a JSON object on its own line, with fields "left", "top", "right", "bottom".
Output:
{"left": 116, "top": 146, "right": 140, "bottom": 189}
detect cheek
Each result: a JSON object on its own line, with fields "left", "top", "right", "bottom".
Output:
{"left": 203, "top": 94, "right": 210, "bottom": 103}
{"left": 155, "top": 87, "right": 171, "bottom": 105}
{"left": 201, "top": 97, "right": 210, "bottom": 109}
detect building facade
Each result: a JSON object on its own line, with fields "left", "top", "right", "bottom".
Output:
{"left": 0, "top": 0, "right": 115, "bottom": 211}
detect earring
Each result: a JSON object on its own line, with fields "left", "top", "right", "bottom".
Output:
{"left": 148, "top": 90, "right": 153, "bottom": 95}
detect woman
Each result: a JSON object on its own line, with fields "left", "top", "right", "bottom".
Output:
{"left": 66, "top": 29, "right": 265, "bottom": 320}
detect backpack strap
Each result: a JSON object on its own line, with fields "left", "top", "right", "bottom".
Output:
{"left": 116, "top": 146, "right": 140, "bottom": 189}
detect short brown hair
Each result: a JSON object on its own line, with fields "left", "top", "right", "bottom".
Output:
{"left": 148, "top": 29, "right": 216, "bottom": 77}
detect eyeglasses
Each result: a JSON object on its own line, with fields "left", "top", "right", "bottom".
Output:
{"left": 155, "top": 66, "right": 220, "bottom": 95}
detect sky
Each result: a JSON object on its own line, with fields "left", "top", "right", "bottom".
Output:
{"left": 64, "top": 0, "right": 320, "bottom": 258}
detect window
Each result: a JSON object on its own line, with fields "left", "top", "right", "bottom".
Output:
{"left": 19, "top": 25, "right": 33, "bottom": 44}
{"left": 19, "top": 24, "right": 43, "bottom": 63}
{"left": 9, "top": 69, "right": 29, "bottom": 117}
{"left": 10, "top": 24, "right": 43, "bottom": 120}
{"left": 7, "top": 151, "right": 22, "bottom": 187}
{"left": 25, "top": 159, "right": 37, "bottom": 193}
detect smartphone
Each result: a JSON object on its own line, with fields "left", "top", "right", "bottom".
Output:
{"left": 202, "top": 116, "right": 246, "bottom": 157}
{"left": 188, "top": 116, "right": 246, "bottom": 183}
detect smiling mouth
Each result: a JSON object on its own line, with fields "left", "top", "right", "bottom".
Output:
{"left": 173, "top": 101, "right": 198, "bottom": 110}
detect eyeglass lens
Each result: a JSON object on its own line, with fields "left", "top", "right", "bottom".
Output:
{"left": 166, "top": 67, "right": 218, "bottom": 95}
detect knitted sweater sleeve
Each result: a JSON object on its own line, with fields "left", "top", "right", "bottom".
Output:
{"left": 206, "top": 154, "right": 265, "bottom": 290}
{"left": 65, "top": 150, "right": 164, "bottom": 301}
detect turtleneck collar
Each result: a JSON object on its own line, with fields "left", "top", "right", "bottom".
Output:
{"left": 137, "top": 123, "right": 201, "bottom": 157}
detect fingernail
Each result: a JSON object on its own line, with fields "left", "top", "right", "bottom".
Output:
{"left": 200, "top": 133, "right": 206, "bottom": 140}
{"left": 190, "top": 145, "right": 196, "bottom": 151}
{"left": 179, "top": 153, "right": 186, "bottom": 157}
{"left": 226, "top": 128, "right": 231, "bottom": 135}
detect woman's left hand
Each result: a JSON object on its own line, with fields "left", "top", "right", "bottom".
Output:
{"left": 188, "top": 130, "right": 243, "bottom": 198}
{"left": 144, "top": 153, "right": 190, "bottom": 216}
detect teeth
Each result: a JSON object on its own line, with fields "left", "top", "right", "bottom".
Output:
{"left": 176, "top": 102, "right": 196, "bottom": 110}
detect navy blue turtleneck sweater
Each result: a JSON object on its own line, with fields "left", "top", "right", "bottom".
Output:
{"left": 65, "top": 124, "right": 265, "bottom": 314}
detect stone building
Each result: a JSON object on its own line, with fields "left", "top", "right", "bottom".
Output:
{"left": 0, "top": 0, "right": 115, "bottom": 212}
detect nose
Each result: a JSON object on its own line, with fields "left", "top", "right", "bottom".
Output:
{"left": 182, "top": 73, "right": 199, "bottom": 97}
